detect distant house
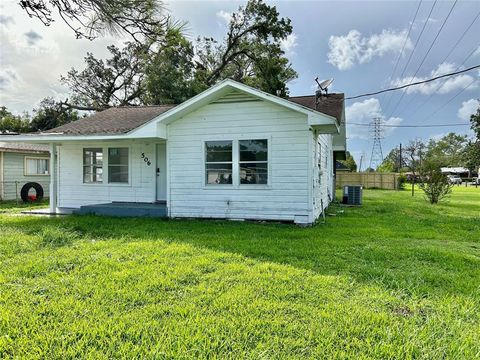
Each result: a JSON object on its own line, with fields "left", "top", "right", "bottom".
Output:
{"left": 440, "top": 167, "right": 470, "bottom": 178}
{"left": 0, "top": 80, "right": 346, "bottom": 224}
{"left": 0, "top": 142, "right": 50, "bottom": 200}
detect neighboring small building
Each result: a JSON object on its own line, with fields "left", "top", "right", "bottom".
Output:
{"left": 0, "top": 142, "right": 50, "bottom": 200}
{"left": 0, "top": 80, "right": 346, "bottom": 224}
{"left": 440, "top": 167, "right": 470, "bottom": 178}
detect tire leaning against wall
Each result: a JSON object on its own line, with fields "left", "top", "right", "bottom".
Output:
{"left": 20, "top": 182, "right": 44, "bottom": 202}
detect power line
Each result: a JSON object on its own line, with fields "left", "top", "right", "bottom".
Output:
{"left": 386, "top": 1, "right": 423, "bottom": 85}
{"left": 383, "top": 0, "right": 437, "bottom": 114}
{"left": 419, "top": 77, "right": 478, "bottom": 122}
{"left": 394, "top": 9, "right": 480, "bottom": 119}
{"left": 345, "top": 64, "right": 479, "bottom": 100}
{"left": 347, "top": 122, "right": 470, "bottom": 128}
{"left": 397, "top": 43, "right": 479, "bottom": 119}
{"left": 387, "top": 0, "right": 458, "bottom": 118}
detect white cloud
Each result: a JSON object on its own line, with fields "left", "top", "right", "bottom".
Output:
{"left": 391, "top": 62, "right": 479, "bottom": 95}
{"left": 327, "top": 29, "right": 412, "bottom": 70}
{"left": 346, "top": 98, "right": 403, "bottom": 139}
{"left": 458, "top": 99, "right": 479, "bottom": 121}
{"left": 216, "top": 10, "right": 232, "bottom": 25}
{"left": 280, "top": 33, "right": 297, "bottom": 55}
{"left": 0, "top": 67, "right": 20, "bottom": 91}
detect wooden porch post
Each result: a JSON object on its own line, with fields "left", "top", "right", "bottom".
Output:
{"left": 49, "top": 143, "right": 57, "bottom": 214}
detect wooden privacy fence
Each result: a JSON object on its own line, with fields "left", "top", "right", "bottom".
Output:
{"left": 336, "top": 172, "right": 400, "bottom": 190}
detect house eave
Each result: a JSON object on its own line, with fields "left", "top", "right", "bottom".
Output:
{"left": 0, "top": 133, "right": 163, "bottom": 144}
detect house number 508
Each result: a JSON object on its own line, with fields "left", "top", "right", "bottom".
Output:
{"left": 141, "top": 153, "right": 151, "bottom": 166}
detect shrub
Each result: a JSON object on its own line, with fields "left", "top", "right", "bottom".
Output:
{"left": 397, "top": 174, "right": 407, "bottom": 190}
{"left": 419, "top": 170, "right": 453, "bottom": 204}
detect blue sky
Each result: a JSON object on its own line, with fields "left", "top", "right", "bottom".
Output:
{"left": 1, "top": 0, "right": 479, "bottom": 167}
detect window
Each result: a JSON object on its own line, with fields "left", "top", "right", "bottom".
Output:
{"left": 239, "top": 139, "right": 268, "bottom": 184}
{"left": 204, "top": 139, "right": 269, "bottom": 186}
{"left": 25, "top": 157, "right": 49, "bottom": 175}
{"left": 108, "top": 147, "right": 129, "bottom": 183}
{"left": 83, "top": 148, "right": 103, "bottom": 183}
{"left": 205, "top": 141, "right": 233, "bottom": 184}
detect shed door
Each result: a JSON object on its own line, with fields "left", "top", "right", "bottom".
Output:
{"left": 156, "top": 143, "right": 167, "bottom": 201}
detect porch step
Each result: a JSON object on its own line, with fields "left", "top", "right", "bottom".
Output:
{"left": 74, "top": 202, "right": 167, "bottom": 218}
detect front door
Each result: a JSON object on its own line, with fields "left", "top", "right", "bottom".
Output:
{"left": 156, "top": 143, "right": 167, "bottom": 201}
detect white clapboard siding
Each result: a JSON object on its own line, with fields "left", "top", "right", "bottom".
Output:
{"left": 1, "top": 152, "right": 50, "bottom": 200}
{"left": 167, "top": 94, "right": 317, "bottom": 223}
{"left": 312, "top": 132, "right": 334, "bottom": 220}
{"left": 57, "top": 141, "right": 156, "bottom": 208}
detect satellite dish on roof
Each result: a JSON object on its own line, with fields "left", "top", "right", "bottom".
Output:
{"left": 314, "top": 77, "right": 334, "bottom": 106}
{"left": 319, "top": 78, "right": 333, "bottom": 91}
{"left": 315, "top": 77, "right": 334, "bottom": 94}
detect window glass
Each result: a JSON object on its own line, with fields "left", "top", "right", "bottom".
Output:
{"left": 205, "top": 141, "right": 233, "bottom": 185}
{"left": 239, "top": 139, "right": 268, "bottom": 161}
{"left": 239, "top": 139, "right": 268, "bottom": 185}
{"left": 108, "top": 148, "right": 129, "bottom": 183}
{"left": 240, "top": 162, "right": 268, "bottom": 184}
{"left": 26, "top": 158, "right": 50, "bottom": 175}
{"left": 83, "top": 148, "right": 103, "bottom": 183}
{"left": 206, "top": 141, "right": 232, "bottom": 162}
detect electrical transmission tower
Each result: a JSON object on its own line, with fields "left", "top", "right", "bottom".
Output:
{"left": 369, "top": 117, "right": 384, "bottom": 170}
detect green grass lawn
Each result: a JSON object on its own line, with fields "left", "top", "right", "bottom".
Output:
{"left": 1, "top": 188, "right": 479, "bottom": 359}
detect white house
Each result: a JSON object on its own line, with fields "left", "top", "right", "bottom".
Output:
{"left": 0, "top": 142, "right": 50, "bottom": 201}
{"left": 0, "top": 80, "right": 346, "bottom": 224}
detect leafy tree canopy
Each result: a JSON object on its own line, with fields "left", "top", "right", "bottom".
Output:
{"left": 29, "top": 98, "right": 81, "bottom": 132}
{"left": 338, "top": 151, "right": 357, "bottom": 172}
{"left": 59, "top": 0, "right": 297, "bottom": 111}
{"left": 424, "top": 132, "right": 468, "bottom": 167}
{"left": 0, "top": 107, "right": 31, "bottom": 134}
{"left": 19, "top": 0, "right": 170, "bottom": 42}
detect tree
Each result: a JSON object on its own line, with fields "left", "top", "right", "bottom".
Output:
{"left": 424, "top": 132, "right": 468, "bottom": 167}
{"left": 29, "top": 98, "right": 80, "bottom": 132}
{"left": 376, "top": 160, "right": 394, "bottom": 173}
{"left": 145, "top": 29, "right": 202, "bottom": 105}
{"left": 404, "top": 139, "right": 426, "bottom": 196}
{"left": 19, "top": 0, "right": 170, "bottom": 42}
{"left": 0, "top": 107, "right": 31, "bottom": 133}
{"left": 194, "top": 0, "right": 297, "bottom": 96}
{"left": 60, "top": 42, "right": 148, "bottom": 111}
{"left": 338, "top": 151, "right": 357, "bottom": 172}
{"left": 418, "top": 162, "right": 452, "bottom": 204}
{"left": 59, "top": 0, "right": 298, "bottom": 110}
{"left": 465, "top": 103, "right": 480, "bottom": 172}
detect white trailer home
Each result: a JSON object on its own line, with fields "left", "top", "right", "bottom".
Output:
{"left": 0, "top": 80, "right": 346, "bottom": 224}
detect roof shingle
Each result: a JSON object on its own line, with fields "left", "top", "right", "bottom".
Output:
{"left": 0, "top": 142, "right": 49, "bottom": 153}
{"left": 288, "top": 93, "right": 345, "bottom": 124}
{"left": 44, "top": 105, "right": 175, "bottom": 135}
{"left": 41, "top": 93, "right": 344, "bottom": 136}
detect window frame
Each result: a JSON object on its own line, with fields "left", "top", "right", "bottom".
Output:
{"left": 203, "top": 137, "right": 271, "bottom": 189}
{"left": 81, "top": 146, "right": 132, "bottom": 186}
{"left": 204, "top": 140, "right": 234, "bottom": 187}
{"left": 238, "top": 139, "right": 269, "bottom": 186}
{"left": 82, "top": 148, "right": 104, "bottom": 184}
{"left": 24, "top": 156, "right": 50, "bottom": 176}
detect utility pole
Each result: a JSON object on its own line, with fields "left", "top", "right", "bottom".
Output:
{"left": 398, "top": 143, "right": 402, "bottom": 171}
{"left": 369, "top": 117, "right": 384, "bottom": 170}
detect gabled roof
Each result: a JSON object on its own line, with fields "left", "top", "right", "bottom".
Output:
{"left": 0, "top": 80, "right": 344, "bottom": 141}
{"left": 0, "top": 142, "right": 49, "bottom": 153}
{"left": 44, "top": 105, "right": 175, "bottom": 135}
